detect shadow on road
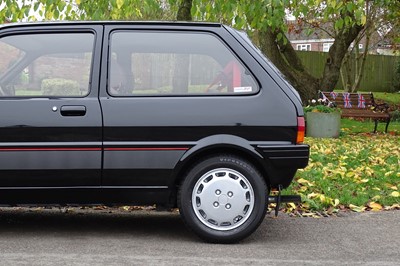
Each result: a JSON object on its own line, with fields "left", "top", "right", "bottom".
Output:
{"left": 0, "top": 207, "right": 302, "bottom": 244}
{"left": 0, "top": 207, "right": 195, "bottom": 241}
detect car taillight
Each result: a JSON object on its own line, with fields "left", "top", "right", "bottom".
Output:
{"left": 297, "top": 117, "right": 305, "bottom": 144}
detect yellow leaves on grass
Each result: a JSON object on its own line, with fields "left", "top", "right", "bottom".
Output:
{"left": 291, "top": 135, "right": 400, "bottom": 215}
{"left": 307, "top": 192, "right": 339, "bottom": 206}
{"left": 386, "top": 183, "right": 398, "bottom": 190}
{"left": 350, "top": 201, "right": 391, "bottom": 212}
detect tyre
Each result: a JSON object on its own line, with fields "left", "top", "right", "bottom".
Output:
{"left": 178, "top": 154, "right": 268, "bottom": 243}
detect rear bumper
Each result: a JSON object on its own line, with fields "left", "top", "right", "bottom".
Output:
{"left": 257, "top": 144, "right": 310, "bottom": 188}
{"left": 258, "top": 144, "right": 309, "bottom": 169}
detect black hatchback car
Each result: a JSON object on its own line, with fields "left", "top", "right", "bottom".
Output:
{"left": 0, "top": 21, "right": 309, "bottom": 243}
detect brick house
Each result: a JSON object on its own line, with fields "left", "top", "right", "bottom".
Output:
{"left": 286, "top": 21, "right": 365, "bottom": 53}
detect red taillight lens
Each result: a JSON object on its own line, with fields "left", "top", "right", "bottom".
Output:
{"left": 297, "top": 117, "right": 305, "bottom": 144}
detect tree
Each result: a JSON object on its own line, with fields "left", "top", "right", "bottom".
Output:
{"left": 0, "top": 0, "right": 173, "bottom": 22}
{"left": 191, "top": 0, "right": 371, "bottom": 101}
{"left": 340, "top": 0, "right": 400, "bottom": 92}
{"left": 191, "top": 0, "right": 399, "bottom": 101}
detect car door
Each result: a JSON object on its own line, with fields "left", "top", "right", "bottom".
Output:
{"left": 0, "top": 25, "right": 103, "bottom": 188}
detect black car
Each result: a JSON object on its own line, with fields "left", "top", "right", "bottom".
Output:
{"left": 0, "top": 21, "right": 309, "bottom": 243}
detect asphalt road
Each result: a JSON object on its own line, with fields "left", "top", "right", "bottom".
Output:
{"left": 0, "top": 207, "right": 399, "bottom": 266}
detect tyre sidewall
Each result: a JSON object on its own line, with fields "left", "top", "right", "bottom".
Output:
{"left": 179, "top": 155, "right": 267, "bottom": 243}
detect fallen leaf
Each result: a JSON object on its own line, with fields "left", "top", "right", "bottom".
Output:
{"left": 368, "top": 202, "right": 383, "bottom": 211}
{"left": 93, "top": 206, "right": 107, "bottom": 210}
{"left": 349, "top": 204, "right": 366, "bottom": 212}
{"left": 346, "top": 171, "right": 355, "bottom": 177}
{"left": 286, "top": 202, "right": 297, "bottom": 211}
{"left": 390, "top": 191, "right": 399, "bottom": 197}
{"left": 297, "top": 178, "right": 314, "bottom": 186}
{"left": 307, "top": 192, "right": 320, "bottom": 199}
{"left": 300, "top": 212, "right": 316, "bottom": 217}
{"left": 384, "top": 171, "right": 394, "bottom": 177}
{"left": 333, "top": 199, "right": 340, "bottom": 207}
{"left": 371, "top": 195, "right": 381, "bottom": 201}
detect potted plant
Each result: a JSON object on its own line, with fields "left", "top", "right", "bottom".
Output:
{"left": 304, "top": 98, "right": 341, "bottom": 138}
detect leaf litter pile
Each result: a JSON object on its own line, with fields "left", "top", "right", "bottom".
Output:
{"left": 280, "top": 134, "right": 400, "bottom": 217}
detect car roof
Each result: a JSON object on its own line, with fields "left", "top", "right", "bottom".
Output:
{"left": 0, "top": 20, "right": 222, "bottom": 30}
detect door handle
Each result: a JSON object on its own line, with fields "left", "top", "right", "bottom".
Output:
{"left": 60, "top": 105, "right": 86, "bottom": 116}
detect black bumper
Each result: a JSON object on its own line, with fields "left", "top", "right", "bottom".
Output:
{"left": 257, "top": 144, "right": 310, "bottom": 188}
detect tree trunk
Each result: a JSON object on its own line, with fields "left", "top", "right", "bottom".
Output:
{"left": 177, "top": 0, "right": 193, "bottom": 21}
{"left": 257, "top": 28, "right": 320, "bottom": 102}
{"left": 173, "top": 0, "right": 193, "bottom": 93}
{"left": 172, "top": 55, "right": 190, "bottom": 93}
{"left": 351, "top": 26, "right": 371, "bottom": 92}
{"left": 257, "top": 19, "right": 362, "bottom": 102}
{"left": 340, "top": 52, "right": 352, "bottom": 92}
{"left": 320, "top": 23, "right": 363, "bottom": 92}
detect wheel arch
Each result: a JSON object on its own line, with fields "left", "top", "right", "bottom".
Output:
{"left": 171, "top": 135, "right": 271, "bottom": 192}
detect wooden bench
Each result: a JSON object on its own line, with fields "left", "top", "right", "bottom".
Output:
{"left": 319, "top": 91, "right": 391, "bottom": 133}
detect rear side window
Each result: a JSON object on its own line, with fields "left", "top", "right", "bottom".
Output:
{"left": 108, "top": 31, "right": 258, "bottom": 96}
{"left": 0, "top": 33, "right": 94, "bottom": 97}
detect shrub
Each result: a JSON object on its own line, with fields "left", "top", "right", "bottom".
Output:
{"left": 391, "top": 110, "right": 400, "bottom": 122}
{"left": 303, "top": 98, "right": 341, "bottom": 114}
{"left": 41, "top": 78, "right": 80, "bottom": 96}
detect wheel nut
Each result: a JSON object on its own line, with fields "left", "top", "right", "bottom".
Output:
{"left": 215, "top": 189, "right": 221, "bottom": 195}
{"left": 227, "top": 191, "right": 233, "bottom": 197}
{"left": 226, "top": 204, "right": 231, "bottom": 209}
{"left": 213, "top": 202, "right": 219, "bottom": 207}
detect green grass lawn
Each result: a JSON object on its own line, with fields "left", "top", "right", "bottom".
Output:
{"left": 370, "top": 91, "right": 400, "bottom": 105}
{"left": 341, "top": 119, "right": 400, "bottom": 134}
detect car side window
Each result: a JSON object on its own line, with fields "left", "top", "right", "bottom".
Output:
{"left": 0, "top": 33, "right": 94, "bottom": 97}
{"left": 108, "top": 31, "right": 258, "bottom": 96}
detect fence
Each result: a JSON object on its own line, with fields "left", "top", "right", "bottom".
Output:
{"left": 296, "top": 51, "right": 399, "bottom": 92}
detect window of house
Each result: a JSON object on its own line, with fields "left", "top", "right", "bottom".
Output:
{"left": 323, "top": 43, "right": 333, "bottom": 52}
{"left": 0, "top": 33, "right": 94, "bottom": 97}
{"left": 296, "top": 44, "right": 311, "bottom": 51}
{"left": 108, "top": 32, "right": 259, "bottom": 96}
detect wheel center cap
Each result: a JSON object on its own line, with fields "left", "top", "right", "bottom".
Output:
{"left": 218, "top": 195, "right": 228, "bottom": 204}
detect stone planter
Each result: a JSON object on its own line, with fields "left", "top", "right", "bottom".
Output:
{"left": 305, "top": 112, "right": 341, "bottom": 138}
